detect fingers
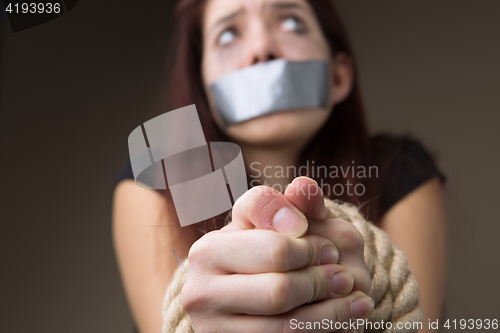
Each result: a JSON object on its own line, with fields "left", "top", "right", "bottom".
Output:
{"left": 308, "top": 218, "right": 371, "bottom": 295}
{"left": 188, "top": 230, "right": 339, "bottom": 274}
{"left": 283, "top": 291, "right": 374, "bottom": 332}
{"left": 209, "top": 264, "right": 354, "bottom": 314}
{"left": 284, "top": 177, "right": 334, "bottom": 221}
{"left": 202, "top": 291, "right": 374, "bottom": 333}
{"left": 230, "top": 177, "right": 332, "bottom": 237}
{"left": 230, "top": 179, "right": 369, "bottom": 294}
{"left": 230, "top": 177, "right": 332, "bottom": 238}
{"left": 232, "top": 185, "right": 308, "bottom": 238}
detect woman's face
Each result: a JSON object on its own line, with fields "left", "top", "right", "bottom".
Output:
{"left": 201, "top": 0, "right": 349, "bottom": 147}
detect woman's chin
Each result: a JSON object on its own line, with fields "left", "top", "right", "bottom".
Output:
{"left": 225, "top": 108, "right": 330, "bottom": 147}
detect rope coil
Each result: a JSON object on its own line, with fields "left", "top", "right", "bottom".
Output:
{"left": 162, "top": 199, "right": 423, "bottom": 333}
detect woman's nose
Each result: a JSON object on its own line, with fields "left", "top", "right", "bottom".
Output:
{"left": 252, "top": 53, "right": 275, "bottom": 64}
{"left": 242, "top": 22, "right": 281, "bottom": 67}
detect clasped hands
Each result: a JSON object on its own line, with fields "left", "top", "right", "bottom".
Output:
{"left": 182, "top": 177, "right": 374, "bottom": 333}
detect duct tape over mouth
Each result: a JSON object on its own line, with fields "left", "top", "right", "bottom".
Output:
{"left": 127, "top": 104, "right": 248, "bottom": 227}
{"left": 210, "top": 59, "right": 330, "bottom": 126}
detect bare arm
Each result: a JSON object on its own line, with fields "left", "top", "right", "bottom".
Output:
{"left": 379, "top": 177, "right": 447, "bottom": 332}
{"left": 112, "top": 180, "right": 202, "bottom": 333}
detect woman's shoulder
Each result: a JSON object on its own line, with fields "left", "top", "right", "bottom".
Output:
{"left": 369, "top": 133, "right": 445, "bottom": 215}
{"left": 112, "top": 160, "right": 169, "bottom": 215}
{"left": 114, "top": 160, "right": 135, "bottom": 187}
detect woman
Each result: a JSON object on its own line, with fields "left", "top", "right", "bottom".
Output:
{"left": 113, "top": 0, "right": 447, "bottom": 332}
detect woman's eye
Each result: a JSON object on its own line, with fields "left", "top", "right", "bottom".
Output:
{"left": 217, "top": 29, "right": 237, "bottom": 45}
{"left": 280, "top": 16, "right": 305, "bottom": 33}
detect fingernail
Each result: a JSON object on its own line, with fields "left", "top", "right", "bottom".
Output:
{"left": 351, "top": 296, "right": 374, "bottom": 319}
{"left": 292, "top": 176, "right": 318, "bottom": 186}
{"left": 330, "top": 270, "right": 354, "bottom": 296}
{"left": 272, "top": 207, "right": 308, "bottom": 237}
{"left": 320, "top": 246, "right": 339, "bottom": 265}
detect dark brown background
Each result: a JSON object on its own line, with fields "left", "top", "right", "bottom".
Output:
{"left": 1, "top": 1, "right": 499, "bottom": 332}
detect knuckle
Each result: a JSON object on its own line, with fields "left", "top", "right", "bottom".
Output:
{"left": 302, "top": 235, "right": 320, "bottom": 266}
{"left": 188, "top": 234, "right": 217, "bottom": 265}
{"left": 247, "top": 185, "right": 277, "bottom": 205}
{"left": 306, "top": 238, "right": 316, "bottom": 266}
{"left": 181, "top": 280, "right": 210, "bottom": 313}
{"left": 187, "top": 240, "right": 206, "bottom": 264}
{"left": 265, "top": 273, "right": 292, "bottom": 313}
{"left": 335, "top": 221, "right": 365, "bottom": 254}
{"left": 255, "top": 193, "right": 282, "bottom": 218}
{"left": 246, "top": 187, "right": 282, "bottom": 218}
{"left": 358, "top": 265, "right": 372, "bottom": 295}
{"left": 332, "top": 299, "right": 350, "bottom": 323}
{"left": 306, "top": 268, "right": 325, "bottom": 303}
{"left": 267, "top": 234, "right": 290, "bottom": 271}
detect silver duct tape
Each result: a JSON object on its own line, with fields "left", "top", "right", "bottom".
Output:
{"left": 210, "top": 59, "right": 330, "bottom": 126}
{"left": 127, "top": 104, "right": 248, "bottom": 227}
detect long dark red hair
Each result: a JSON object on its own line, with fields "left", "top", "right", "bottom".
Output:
{"left": 159, "top": 0, "right": 383, "bottom": 223}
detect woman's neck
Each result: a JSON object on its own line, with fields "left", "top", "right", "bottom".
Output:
{"left": 240, "top": 142, "right": 302, "bottom": 192}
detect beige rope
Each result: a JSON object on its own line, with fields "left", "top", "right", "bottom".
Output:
{"left": 162, "top": 199, "right": 423, "bottom": 333}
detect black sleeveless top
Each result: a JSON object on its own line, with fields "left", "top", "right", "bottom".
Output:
{"left": 115, "top": 134, "right": 445, "bottom": 333}
{"left": 116, "top": 134, "right": 445, "bottom": 216}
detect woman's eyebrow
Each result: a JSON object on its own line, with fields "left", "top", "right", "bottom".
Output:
{"left": 211, "top": 8, "right": 244, "bottom": 33}
{"left": 266, "top": 1, "right": 311, "bottom": 13}
{"left": 208, "top": 1, "right": 309, "bottom": 36}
